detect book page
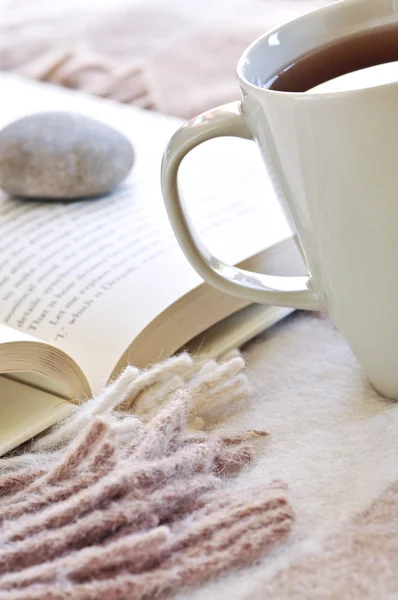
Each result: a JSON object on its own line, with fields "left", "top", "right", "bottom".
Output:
{"left": 0, "top": 375, "right": 75, "bottom": 456}
{"left": 0, "top": 75, "right": 291, "bottom": 393}
{"left": 185, "top": 304, "right": 294, "bottom": 359}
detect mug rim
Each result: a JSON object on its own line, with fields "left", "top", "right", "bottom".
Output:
{"left": 236, "top": 0, "right": 398, "bottom": 99}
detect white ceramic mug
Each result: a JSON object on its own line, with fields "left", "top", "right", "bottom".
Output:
{"left": 161, "top": 0, "right": 398, "bottom": 398}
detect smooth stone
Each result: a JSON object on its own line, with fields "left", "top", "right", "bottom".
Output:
{"left": 0, "top": 112, "right": 135, "bottom": 199}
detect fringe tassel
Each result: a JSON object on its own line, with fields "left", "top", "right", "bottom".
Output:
{"left": 0, "top": 352, "right": 293, "bottom": 599}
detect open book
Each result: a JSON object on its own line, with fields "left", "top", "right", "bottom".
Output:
{"left": 0, "top": 74, "right": 304, "bottom": 454}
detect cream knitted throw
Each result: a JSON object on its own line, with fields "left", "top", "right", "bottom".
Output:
{"left": 0, "top": 352, "right": 293, "bottom": 600}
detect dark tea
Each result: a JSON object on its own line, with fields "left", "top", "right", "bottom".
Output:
{"left": 265, "top": 23, "right": 398, "bottom": 92}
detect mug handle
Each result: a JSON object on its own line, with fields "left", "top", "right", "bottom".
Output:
{"left": 161, "top": 101, "right": 321, "bottom": 310}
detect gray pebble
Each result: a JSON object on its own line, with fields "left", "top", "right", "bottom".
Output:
{"left": 0, "top": 112, "right": 135, "bottom": 199}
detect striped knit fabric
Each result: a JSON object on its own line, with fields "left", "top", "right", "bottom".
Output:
{"left": 0, "top": 353, "right": 293, "bottom": 599}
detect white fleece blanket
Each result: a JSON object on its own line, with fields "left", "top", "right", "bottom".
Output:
{"left": 177, "top": 312, "right": 398, "bottom": 599}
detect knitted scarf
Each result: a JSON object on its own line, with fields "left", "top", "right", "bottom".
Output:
{"left": 0, "top": 352, "right": 293, "bottom": 599}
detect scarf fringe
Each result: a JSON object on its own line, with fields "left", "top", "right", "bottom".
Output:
{"left": 0, "top": 352, "right": 293, "bottom": 600}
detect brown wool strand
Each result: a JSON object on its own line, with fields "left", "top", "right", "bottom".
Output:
{"left": 0, "top": 469, "right": 44, "bottom": 499}
{"left": 0, "top": 419, "right": 110, "bottom": 518}
{"left": 0, "top": 510, "right": 292, "bottom": 600}
{"left": 0, "top": 505, "right": 293, "bottom": 600}
{"left": 0, "top": 527, "right": 170, "bottom": 590}
{"left": 170, "top": 488, "right": 290, "bottom": 553}
{"left": 221, "top": 430, "right": 269, "bottom": 445}
{"left": 1, "top": 439, "right": 219, "bottom": 546}
{"left": 0, "top": 440, "right": 117, "bottom": 525}
{"left": 45, "top": 418, "right": 110, "bottom": 484}
{"left": 0, "top": 475, "right": 219, "bottom": 573}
